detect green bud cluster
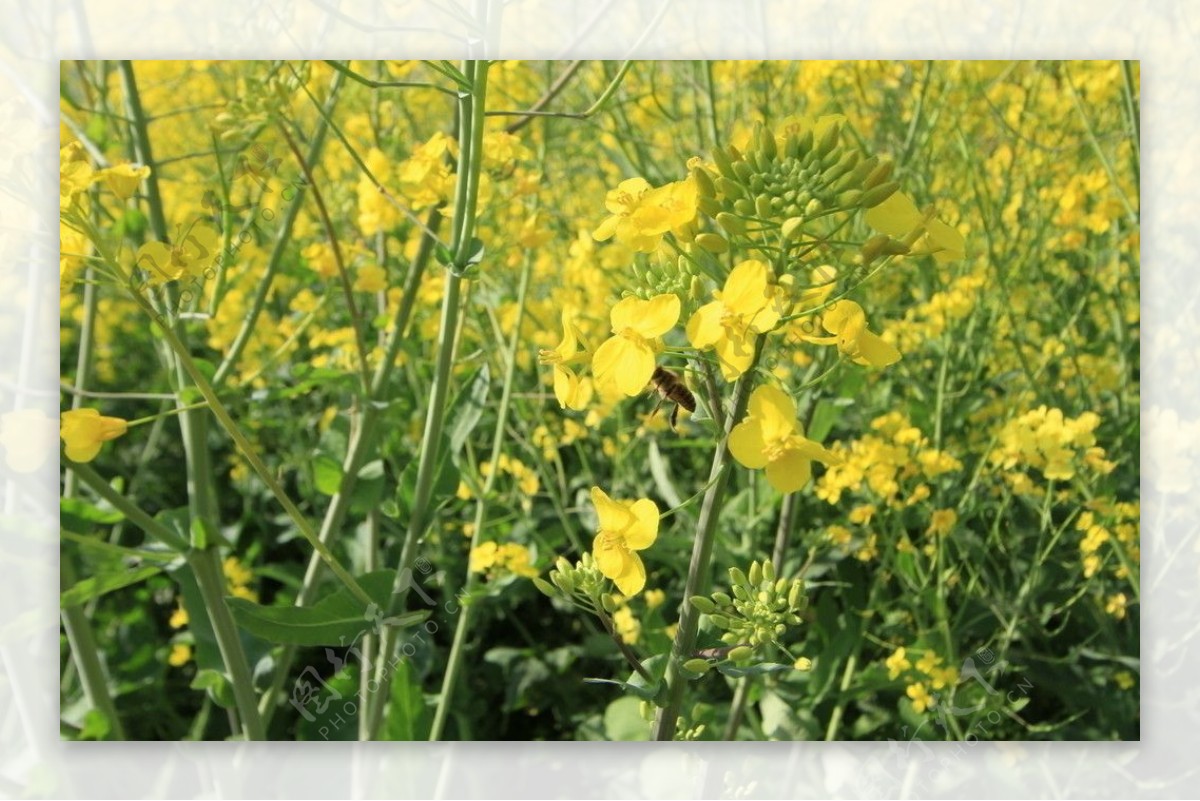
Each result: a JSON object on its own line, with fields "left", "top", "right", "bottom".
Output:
{"left": 688, "top": 559, "right": 807, "bottom": 661}
{"left": 697, "top": 122, "right": 899, "bottom": 235}
{"left": 534, "top": 553, "right": 608, "bottom": 609}
{"left": 628, "top": 254, "right": 703, "bottom": 300}
{"left": 214, "top": 64, "right": 309, "bottom": 143}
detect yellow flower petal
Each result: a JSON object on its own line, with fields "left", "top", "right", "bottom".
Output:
{"left": 721, "top": 260, "right": 772, "bottom": 317}
{"left": 729, "top": 419, "right": 768, "bottom": 469}
{"left": 853, "top": 330, "right": 902, "bottom": 367}
{"left": 747, "top": 385, "right": 796, "bottom": 443}
{"left": 625, "top": 498, "right": 660, "bottom": 550}
{"left": 612, "top": 553, "right": 647, "bottom": 596}
{"left": 686, "top": 301, "right": 725, "bottom": 349}
{"left": 765, "top": 450, "right": 814, "bottom": 493}
{"left": 627, "top": 293, "right": 681, "bottom": 339}
{"left": 865, "top": 191, "right": 923, "bottom": 238}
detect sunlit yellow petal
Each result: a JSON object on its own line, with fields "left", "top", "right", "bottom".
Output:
{"left": 612, "top": 553, "right": 647, "bottom": 596}
{"left": 591, "top": 487, "right": 629, "bottom": 531}
{"left": 765, "top": 449, "right": 814, "bottom": 494}
{"left": 721, "top": 260, "right": 771, "bottom": 317}
{"left": 631, "top": 293, "right": 681, "bottom": 338}
{"left": 593, "top": 534, "right": 628, "bottom": 580}
{"left": 729, "top": 419, "right": 768, "bottom": 469}
{"left": 686, "top": 301, "right": 725, "bottom": 349}
{"left": 625, "top": 498, "right": 660, "bottom": 550}
{"left": 747, "top": 385, "right": 796, "bottom": 442}
{"left": 713, "top": 333, "right": 755, "bottom": 381}
{"left": 855, "top": 330, "right": 902, "bottom": 367}
{"left": 865, "top": 191, "right": 923, "bottom": 238}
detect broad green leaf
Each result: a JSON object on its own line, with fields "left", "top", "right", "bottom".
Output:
{"left": 313, "top": 453, "right": 344, "bottom": 496}
{"left": 169, "top": 562, "right": 225, "bottom": 673}
{"left": 190, "top": 668, "right": 236, "bottom": 709}
{"left": 61, "top": 564, "right": 162, "bottom": 607}
{"left": 382, "top": 659, "right": 430, "bottom": 741}
{"left": 603, "top": 696, "right": 648, "bottom": 741}
{"left": 60, "top": 497, "right": 123, "bottom": 533}
{"left": 227, "top": 569, "right": 429, "bottom": 646}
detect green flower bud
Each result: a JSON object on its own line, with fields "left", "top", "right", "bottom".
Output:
{"left": 821, "top": 150, "right": 859, "bottom": 185}
{"left": 760, "top": 127, "right": 777, "bottom": 160}
{"left": 683, "top": 658, "right": 713, "bottom": 675}
{"left": 860, "top": 180, "right": 900, "bottom": 209}
{"left": 804, "top": 198, "right": 823, "bottom": 216}
{"left": 716, "top": 176, "right": 745, "bottom": 200}
{"left": 837, "top": 189, "right": 863, "bottom": 208}
{"left": 690, "top": 275, "right": 705, "bottom": 300}
{"left": 601, "top": 593, "right": 618, "bottom": 614}
{"left": 733, "top": 161, "right": 753, "bottom": 183}
{"left": 833, "top": 154, "right": 879, "bottom": 192}
{"left": 749, "top": 175, "right": 765, "bottom": 194}
{"left": 748, "top": 561, "right": 762, "bottom": 587}
{"left": 690, "top": 595, "right": 717, "bottom": 614}
{"left": 698, "top": 196, "right": 722, "bottom": 217}
{"left": 640, "top": 700, "right": 655, "bottom": 721}
{"left": 731, "top": 584, "right": 750, "bottom": 602}
{"left": 727, "top": 646, "right": 754, "bottom": 663}
{"left": 757, "top": 590, "right": 771, "bottom": 604}
{"left": 755, "top": 195, "right": 773, "bottom": 218}
{"left": 729, "top": 566, "right": 749, "bottom": 590}
{"left": 716, "top": 212, "right": 746, "bottom": 236}
{"left": 695, "top": 232, "right": 729, "bottom": 254}
{"left": 712, "top": 147, "right": 737, "bottom": 181}
{"left": 552, "top": 570, "right": 576, "bottom": 595}
{"left": 712, "top": 591, "right": 733, "bottom": 608}
{"left": 708, "top": 613, "right": 732, "bottom": 629}
{"left": 816, "top": 123, "right": 841, "bottom": 158}
{"left": 861, "top": 234, "right": 890, "bottom": 265}
{"left": 733, "top": 198, "right": 755, "bottom": 216}
{"left": 775, "top": 577, "right": 788, "bottom": 594}
{"left": 781, "top": 217, "right": 805, "bottom": 241}
{"left": 793, "top": 657, "right": 813, "bottom": 671}
{"left": 532, "top": 577, "right": 558, "bottom": 599}
{"left": 788, "top": 580, "right": 804, "bottom": 609}
{"left": 862, "top": 159, "right": 895, "bottom": 190}
{"left": 692, "top": 167, "right": 717, "bottom": 198}
{"left": 795, "top": 129, "right": 814, "bottom": 159}
{"left": 762, "top": 559, "right": 776, "bottom": 583}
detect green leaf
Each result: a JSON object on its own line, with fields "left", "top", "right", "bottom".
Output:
{"left": 447, "top": 364, "right": 490, "bottom": 459}
{"left": 190, "top": 668, "right": 236, "bottom": 709}
{"left": 382, "top": 659, "right": 430, "bottom": 740}
{"left": 396, "top": 435, "right": 457, "bottom": 518}
{"left": 603, "top": 696, "right": 649, "bottom": 741}
{"left": 648, "top": 440, "right": 684, "bottom": 509}
{"left": 60, "top": 496, "right": 124, "bottom": 533}
{"left": 806, "top": 397, "right": 847, "bottom": 444}
{"left": 227, "top": 569, "right": 429, "bottom": 646}
{"left": 313, "top": 454, "right": 344, "bottom": 496}
{"left": 61, "top": 564, "right": 162, "bottom": 607}
{"left": 350, "top": 460, "right": 386, "bottom": 515}
{"left": 169, "top": 562, "right": 225, "bottom": 673}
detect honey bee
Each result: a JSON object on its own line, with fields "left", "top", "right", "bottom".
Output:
{"left": 650, "top": 366, "right": 697, "bottom": 431}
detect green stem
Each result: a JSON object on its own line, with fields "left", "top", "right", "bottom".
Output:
{"left": 187, "top": 548, "right": 265, "bottom": 740}
{"left": 212, "top": 74, "right": 341, "bottom": 387}
{"left": 65, "top": 459, "right": 190, "bottom": 552}
{"left": 651, "top": 352, "right": 760, "bottom": 741}
{"left": 366, "top": 59, "right": 490, "bottom": 740}
{"left": 60, "top": 558, "right": 127, "bottom": 739}
{"left": 428, "top": 251, "right": 532, "bottom": 741}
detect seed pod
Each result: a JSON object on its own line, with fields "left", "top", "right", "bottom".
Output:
{"left": 690, "top": 595, "right": 717, "bottom": 614}
{"left": 860, "top": 180, "right": 900, "bottom": 209}
{"left": 862, "top": 159, "right": 895, "bottom": 190}
{"left": 716, "top": 212, "right": 746, "bottom": 235}
{"left": 692, "top": 167, "right": 717, "bottom": 198}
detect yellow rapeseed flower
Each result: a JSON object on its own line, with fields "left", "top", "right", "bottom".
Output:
{"left": 590, "top": 486, "right": 659, "bottom": 596}
{"left": 729, "top": 385, "right": 839, "bottom": 494}
{"left": 886, "top": 647, "right": 912, "bottom": 679}
{"left": 60, "top": 408, "right": 129, "bottom": 463}
{"left": 906, "top": 682, "right": 934, "bottom": 713}
{"left": 687, "top": 260, "right": 781, "bottom": 381}
{"left": 538, "top": 309, "right": 594, "bottom": 410}
{"left": 801, "top": 299, "right": 901, "bottom": 368}
{"left": 592, "top": 294, "right": 680, "bottom": 396}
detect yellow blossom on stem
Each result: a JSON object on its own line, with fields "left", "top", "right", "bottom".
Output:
{"left": 906, "top": 682, "right": 935, "bottom": 713}
{"left": 729, "top": 385, "right": 839, "bottom": 494}
{"left": 590, "top": 486, "right": 659, "bottom": 596}
{"left": 60, "top": 142, "right": 95, "bottom": 208}
{"left": 886, "top": 647, "right": 912, "bottom": 679}
{"left": 866, "top": 190, "right": 965, "bottom": 264}
{"left": 687, "top": 259, "right": 781, "bottom": 381}
{"left": 592, "top": 294, "right": 680, "bottom": 396}
{"left": 802, "top": 299, "right": 901, "bottom": 367}
{"left": 135, "top": 223, "right": 220, "bottom": 285}
{"left": 354, "top": 263, "right": 387, "bottom": 293}
{"left": 97, "top": 162, "right": 151, "bottom": 200}
{"left": 538, "top": 309, "right": 594, "bottom": 410}
{"left": 592, "top": 177, "right": 697, "bottom": 253}
{"left": 168, "top": 643, "right": 193, "bottom": 667}
{"left": 60, "top": 408, "right": 129, "bottom": 462}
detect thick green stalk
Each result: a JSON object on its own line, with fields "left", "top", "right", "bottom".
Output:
{"left": 652, "top": 357, "right": 759, "bottom": 741}
{"left": 428, "top": 252, "right": 532, "bottom": 740}
{"left": 257, "top": 211, "right": 441, "bottom": 726}
{"left": 187, "top": 548, "right": 265, "bottom": 740}
{"left": 60, "top": 261, "right": 126, "bottom": 739}
{"left": 365, "top": 59, "right": 490, "bottom": 740}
